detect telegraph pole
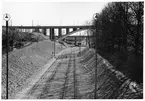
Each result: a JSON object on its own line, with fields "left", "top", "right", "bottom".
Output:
{"left": 3, "top": 13, "right": 11, "bottom": 99}
{"left": 93, "top": 13, "right": 98, "bottom": 99}
{"left": 32, "top": 20, "right": 33, "bottom": 26}
{"left": 79, "top": 32, "right": 81, "bottom": 55}
{"left": 32, "top": 20, "right": 33, "bottom": 32}
{"left": 60, "top": 20, "right": 62, "bottom": 50}
{"left": 54, "top": 32, "right": 56, "bottom": 58}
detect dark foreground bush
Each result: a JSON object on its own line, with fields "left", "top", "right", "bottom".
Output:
{"left": 2, "top": 28, "right": 48, "bottom": 54}
{"left": 97, "top": 49, "right": 143, "bottom": 84}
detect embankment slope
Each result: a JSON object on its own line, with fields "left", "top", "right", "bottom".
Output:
{"left": 77, "top": 48, "right": 143, "bottom": 99}
{"left": 2, "top": 40, "right": 64, "bottom": 99}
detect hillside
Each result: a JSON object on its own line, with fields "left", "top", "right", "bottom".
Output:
{"left": 2, "top": 40, "right": 64, "bottom": 99}
{"left": 77, "top": 48, "right": 143, "bottom": 98}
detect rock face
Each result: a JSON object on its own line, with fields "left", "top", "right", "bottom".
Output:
{"left": 77, "top": 48, "right": 143, "bottom": 99}
{"left": 2, "top": 40, "right": 63, "bottom": 99}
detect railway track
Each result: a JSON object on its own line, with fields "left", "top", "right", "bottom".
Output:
{"left": 15, "top": 47, "right": 141, "bottom": 99}
{"left": 37, "top": 62, "right": 61, "bottom": 99}
{"left": 25, "top": 57, "right": 61, "bottom": 99}
{"left": 60, "top": 48, "right": 78, "bottom": 99}
{"left": 22, "top": 49, "right": 78, "bottom": 99}
{"left": 60, "top": 55, "right": 72, "bottom": 99}
{"left": 73, "top": 54, "right": 77, "bottom": 98}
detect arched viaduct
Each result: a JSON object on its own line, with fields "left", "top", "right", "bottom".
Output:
{"left": 2, "top": 25, "right": 94, "bottom": 40}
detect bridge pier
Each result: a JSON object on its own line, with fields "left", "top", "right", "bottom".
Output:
{"left": 52, "top": 28, "right": 55, "bottom": 40}
{"left": 73, "top": 28, "right": 77, "bottom": 31}
{"left": 43, "top": 28, "right": 47, "bottom": 35}
{"left": 50, "top": 28, "right": 52, "bottom": 40}
{"left": 34, "top": 28, "right": 39, "bottom": 32}
{"left": 58, "top": 28, "right": 62, "bottom": 38}
{"left": 50, "top": 28, "right": 55, "bottom": 40}
{"left": 66, "top": 28, "right": 69, "bottom": 34}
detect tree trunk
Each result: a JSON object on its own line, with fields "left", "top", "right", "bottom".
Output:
{"left": 135, "top": 2, "right": 142, "bottom": 55}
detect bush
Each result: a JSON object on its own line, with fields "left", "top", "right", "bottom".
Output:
{"left": 127, "top": 54, "right": 143, "bottom": 83}
{"left": 97, "top": 49, "right": 143, "bottom": 84}
{"left": 2, "top": 29, "right": 48, "bottom": 54}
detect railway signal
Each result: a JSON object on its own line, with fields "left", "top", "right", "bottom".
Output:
{"left": 93, "top": 13, "right": 99, "bottom": 20}
{"left": 3, "top": 13, "right": 11, "bottom": 99}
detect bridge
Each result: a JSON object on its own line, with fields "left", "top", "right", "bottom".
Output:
{"left": 2, "top": 25, "right": 94, "bottom": 40}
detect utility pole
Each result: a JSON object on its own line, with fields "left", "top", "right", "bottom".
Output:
{"left": 54, "top": 32, "right": 56, "bottom": 58}
{"left": 93, "top": 13, "right": 98, "bottom": 99}
{"left": 32, "top": 20, "right": 33, "bottom": 26}
{"left": 60, "top": 20, "right": 62, "bottom": 50}
{"left": 32, "top": 20, "right": 33, "bottom": 32}
{"left": 79, "top": 32, "right": 81, "bottom": 55}
{"left": 3, "top": 13, "right": 11, "bottom": 99}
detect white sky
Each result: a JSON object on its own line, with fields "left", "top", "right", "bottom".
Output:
{"left": 2, "top": 1, "right": 107, "bottom": 26}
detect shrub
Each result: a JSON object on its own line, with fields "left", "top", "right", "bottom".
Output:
{"left": 2, "top": 29, "right": 47, "bottom": 54}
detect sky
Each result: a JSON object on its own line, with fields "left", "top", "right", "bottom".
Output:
{"left": 2, "top": 1, "right": 107, "bottom": 26}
